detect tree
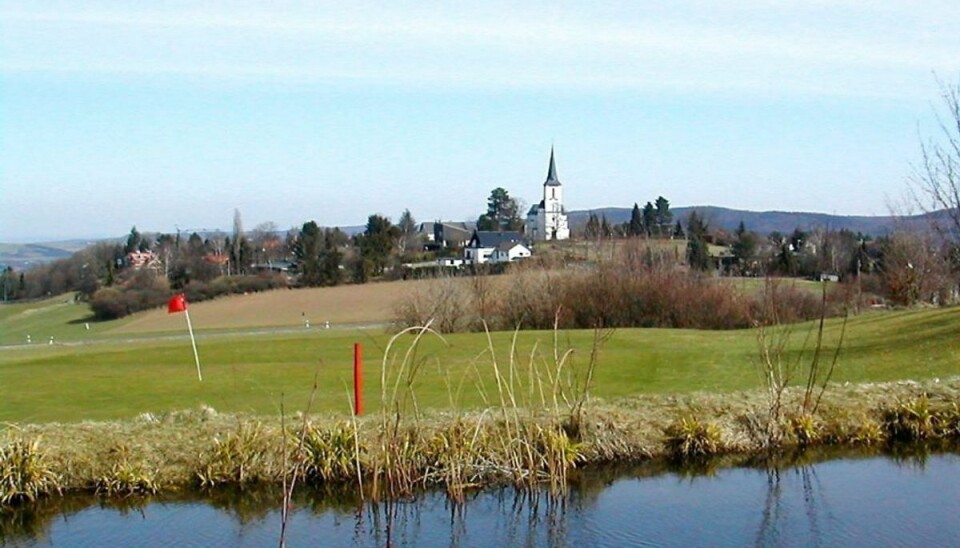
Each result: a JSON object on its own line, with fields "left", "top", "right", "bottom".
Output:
{"left": 911, "top": 77, "right": 960, "bottom": 241}
{"left": 293, "top": 221, "right": 325, "bottom": 286}
{"left": 230, "top": 209, "right": 245, "bottom": 274}
{"left": 672, "top": 220, "right": 685, "bottom": 239}
{"left": 584, "top": 213, "right": 601, "bottom": 239}
{"left": 396, "top": 208, "right": 419, "bottom": 258}
{"left": 628, "top": 203, "right": 644, "bottom": 236}
{"left": 600, "top": 215, "right": 612, "bottom": 239}
{"left": 124, "top": 226, "right": 142, "bottom": 254}
{"left": 478, "top": 187, "right": 522, "bottom": 231}
{"left": 356, "top": 214, "right": 399, "bottom": 277}
{"left": 2, "top": 267, "right": 19, "bottom": 301}
{"left": 320, "top": 228, "right": 343, "bottom": 286}
{"left": 731, "top": 221, "right": 758, "bottom": 274}
{"left": 686, "top": 211, "right": 711, "bottom": 271}
{"left": 655, "top": 196, "right": 673, "bottom": 235}
{"left": 642, "top": 202, "right": 657, "bottom": 237}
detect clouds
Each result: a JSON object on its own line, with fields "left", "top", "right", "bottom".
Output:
{"left": 3, "top": 2, "right": 957, "bottom": 97}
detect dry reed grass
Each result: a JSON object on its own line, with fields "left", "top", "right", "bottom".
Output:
{"left": 3, "top": 375, "right": 959, "bottom": 507}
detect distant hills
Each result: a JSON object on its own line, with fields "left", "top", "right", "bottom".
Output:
{"left": 0, "top": 241, "right": 95, "bottom": 270}
{"left": 568, "top": 206, "right": 936, "bottom": 236}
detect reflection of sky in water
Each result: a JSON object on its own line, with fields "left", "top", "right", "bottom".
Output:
{"left": 11, "top": 454, "right": 960, "bottom": 547}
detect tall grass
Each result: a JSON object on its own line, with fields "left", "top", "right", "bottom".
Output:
{"left": 0, "top": 436, "right": 60, "bottom": 505}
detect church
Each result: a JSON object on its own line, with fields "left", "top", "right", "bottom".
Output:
{"left": 525, "top": 148, "right": 570, "bottom": 241}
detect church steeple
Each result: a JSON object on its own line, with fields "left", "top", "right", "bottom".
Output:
{"left": 544, "top": 147, "right": 561, "bottom": 186}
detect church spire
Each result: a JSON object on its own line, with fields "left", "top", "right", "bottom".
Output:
{"left": 544, "top": 147, "right": 561, "bottom": 186}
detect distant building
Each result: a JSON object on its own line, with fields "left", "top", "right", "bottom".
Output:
{"left": 465, "top": 230, "right": 527, "bottom": 264}
{"left": 492, "top": 241, "right": 532, "bottom": 263}
{"left": 525, "top": 148, "right": 570, "bottom": 241}
{"left": 126, "top": 250, "right": 159, "bottom": 269}
{"left": 418, "top": 221, "right": 475, "bottom": 250}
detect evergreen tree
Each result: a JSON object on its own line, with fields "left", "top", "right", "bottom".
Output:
{"left": 356, "top": 214, "right": 399, "bottom": 277}
{"left": 628, "top": 203, "right": 644, "bottom": 236}
{"left": 124, "top": 226, "right": 142, "bottom": 254}
{"left": 478, "top": 187, "right": 522, "bottom": 231}
{"left": 642, "top": 202, "right": 657, "bottom": 236}
{"left": 600, "top": 215, "right": 612, "bottom": 239}
{"left": 654, "top": 196, "right": 673, "bottom": 235}
{"left": 320, "top": 228, "right": 343, "bottom": 285}
{"left": 293, "top": 221, "right": 325, "bottom": 286}
{"left": 686, "top": 211, "right": 711, "bottom": 271}
{"left": 672, "top": 220, "right": 685, "bottom": 239}
{"left": 584, "top": 213, "right": 601, "bottom": 239}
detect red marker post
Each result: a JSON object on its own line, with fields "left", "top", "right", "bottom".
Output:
{"left": 353, "top": 343, "right": 363, "bottom": 416}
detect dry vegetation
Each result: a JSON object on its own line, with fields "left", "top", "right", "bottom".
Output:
{"left": 395, "top": 241, "right": 850, "bottom": 333}
{"left": 2, "top": 377, "right": 957, "bottom": 507}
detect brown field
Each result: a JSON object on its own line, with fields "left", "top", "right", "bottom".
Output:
{"left": 111, "top": 278, "right": 442, "bottom": 334}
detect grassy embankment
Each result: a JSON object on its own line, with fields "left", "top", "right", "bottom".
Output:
{"left": 2, "top": 282, "right": 959, "bottom": 502}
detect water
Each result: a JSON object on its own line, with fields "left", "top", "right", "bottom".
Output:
{"left": 4, "top": 450, "right": 959, "bottom": 547}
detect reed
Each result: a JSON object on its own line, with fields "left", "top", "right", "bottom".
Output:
{"left": 196, "top": 421, "right": 281, "bottom": 487}
{"left": 94, "top": 445, "right": 160, "bottom": 496}
{"left": 663, "top": 415, "right": 724, "bottom": 460}
{"left": 0, "top": 436, "right": 60, "bottom": 505}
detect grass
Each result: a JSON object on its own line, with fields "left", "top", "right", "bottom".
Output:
{"left": 0, "top": 279, "right": 440, "bottom": 346}
{"left": 2, "top": 299, "right": 960, "bottom": 422}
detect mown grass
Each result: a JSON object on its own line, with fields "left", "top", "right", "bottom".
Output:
{"left": 2, "top": 305, "right": 960, "bottom": 423}
{"left": 0, "top": 295, "right": 137, "bottom": 346}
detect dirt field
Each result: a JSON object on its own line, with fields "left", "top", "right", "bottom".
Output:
{"left": 110, "top": 278, "right": 439, "bottom": 334}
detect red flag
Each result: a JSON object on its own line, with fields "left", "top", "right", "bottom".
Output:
{"left": 168, "top": 293, "right": 187, "bottom": 314}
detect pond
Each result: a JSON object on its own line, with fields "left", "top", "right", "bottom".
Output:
{"left": 4, "top": 448, "right": 959, "bottom": 547}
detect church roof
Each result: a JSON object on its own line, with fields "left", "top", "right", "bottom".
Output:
{"left": 544, "top": 147, "right": 561, "bottom": 187}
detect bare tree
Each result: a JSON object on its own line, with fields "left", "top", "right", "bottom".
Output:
{"left": 912, "top": 77, "right": 960, "bottom": 240}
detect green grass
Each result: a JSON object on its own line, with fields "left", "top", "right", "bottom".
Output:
{"left": 0, "top": 295, "right": 136, "bottom": 345}
{"left": 3, "top": 301, "right": 960, "bottom": 423}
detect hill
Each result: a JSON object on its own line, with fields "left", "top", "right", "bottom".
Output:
{"left": 568, "top": 206, "right": 938, "bottom": 237}
{"left": 0, "top": 241, "right": 95, "bottom": 270}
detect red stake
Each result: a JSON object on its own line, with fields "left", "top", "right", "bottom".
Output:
{"left": 353, "top": 343, "right": 363, "bottom": 416}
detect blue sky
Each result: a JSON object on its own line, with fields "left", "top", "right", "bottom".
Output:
{"left": 2, "top": 1, "right": 959, "bottom": 242}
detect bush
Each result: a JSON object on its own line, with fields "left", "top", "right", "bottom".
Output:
{"left": 89, "top": 273, "right": 287, "bottom": 320}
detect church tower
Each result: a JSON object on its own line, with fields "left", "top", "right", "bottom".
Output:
{"left": 525, "top": 147, "right": 570, "bottom": 241}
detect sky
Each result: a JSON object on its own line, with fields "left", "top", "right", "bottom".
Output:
{"left": 2, "top": 1, "right": 959, "bottom": 242}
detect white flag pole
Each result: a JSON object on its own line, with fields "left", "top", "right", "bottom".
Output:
{"left": 183, "top": 308, "right": 203, "bottom": 381}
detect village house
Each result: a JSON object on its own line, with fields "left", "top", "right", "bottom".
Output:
{"left": 418, "top": 221, "right": 474, "bottom": 251}
{"left": 464, "top": 230, "right": 529, "bottom": 265}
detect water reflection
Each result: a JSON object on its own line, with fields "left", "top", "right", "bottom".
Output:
{"left": 3, "top": 445, "right": 959, "bottom": 547}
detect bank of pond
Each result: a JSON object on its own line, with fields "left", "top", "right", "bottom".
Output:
{"left": 3, "top": 445, "right": 959, "bottom": 546}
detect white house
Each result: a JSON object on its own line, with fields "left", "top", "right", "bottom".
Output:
{"left": 464, "top": 230, "right": 526, "bottom": 264}
{"left": 525, "top": 148, "right": 570, "bottom": 241}
{"left": 492, "top": 241, "right": 532, "bottom": 263}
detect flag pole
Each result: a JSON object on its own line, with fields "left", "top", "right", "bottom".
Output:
{"left": 183, "top": 309, "right": 203, "bottom": 381}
